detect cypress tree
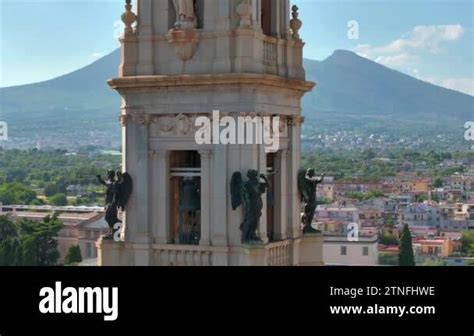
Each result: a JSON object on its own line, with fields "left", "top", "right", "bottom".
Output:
{"left": 399, "top": 224, "right": 415, "bottom": 266}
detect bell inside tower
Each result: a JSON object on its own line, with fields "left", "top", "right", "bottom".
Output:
{"left": 170, "top": 151, "right": 202, "bottom": 245}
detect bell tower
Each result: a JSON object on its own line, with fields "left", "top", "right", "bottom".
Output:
{"left": 98, "top": 0, "right": 323, "bottom": 266}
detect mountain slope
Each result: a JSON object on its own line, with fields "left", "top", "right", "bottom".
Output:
{"left": 0, "top": 49, "right": 472, "bottom": 149}
{"left": 0, "top": 50, "right": 121, "bottom": 149}
{"left": 303, "top": 50, "right": 473, "bottom": 122}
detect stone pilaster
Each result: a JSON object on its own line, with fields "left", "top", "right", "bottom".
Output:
{"left": 122, "top": 113, "right": 151, "bottom": 244}
{"left": 199, "top": 149, "right": 212, "bottom": 246}
{"left": 288, "top": 116, "right": 303, "bottom": 239}
{"left": 136, "top": 0, "right": 154, "bottom": 75}
{"left": 211, "top": 145, "right": 228, "bottom": 246}
{"left": 274, "top": 149, "right": 288, "bottom": 240}
{"left": 155, "top": 149, "right": 171, "bottom": 244}
{"left": 259, "top": 144, "right": 269, "bottom": 244}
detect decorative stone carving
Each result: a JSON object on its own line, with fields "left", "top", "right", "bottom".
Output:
{"left": 166, "top": 28, "right": 200, "bottom": 63}
{"left": 279, "top": 117, "right": 288, "bottom": 137}
{"left": 166, "top": 0, "right": 200, "bottom": 63}
{"left": 149, "top": 114, "right": 204, "bottom": 137}
{"left": 157, "top": 116, "right": 176, "bottom": 134}
{"left": 131, "top": 113, "right": 150, "bottom": 126}
{"left": 121, "top": 0, "right": 137, "bottom": 37}
{"left": 176, "top": 114, "right": 191, "bottom": 135}
{"left": 237, "top": 0, "right": 252, "bottom": 28}
{"left": 287, "top": 116, "right": 305, "bottom": 126}
{"left": 172, "top": 0, "right": 197, "bottom": 29}
{"left": 290, "top": 5, "right": 302, "bottom": 41}
{"left": 119, "top": 114, "right": 130, "bottom": 126}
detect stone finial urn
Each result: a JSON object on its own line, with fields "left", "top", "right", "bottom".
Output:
{"left": 237, "top": 0, "right": 252, "bottom": 28}
{"left": 290, "top": 5, "right": 302, "bottom": 41}
{"left": 121, "top": 0, "right": 137, "bottom": 36}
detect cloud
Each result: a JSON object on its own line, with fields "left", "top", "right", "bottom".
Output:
{"left": 355, "top": 25, "right": 465, "bottom": 58}
{"left": 90, "top": 52, "right": 104, "bottom": 59}
{"left": 437, "top": 78, "right": 474, "bottom": 96}
{"left": 113, "top": 20, "right": 124, "bottom": 45}
{"left": 412, "top": 73, "right": 474, "bottom": 96}
{"left": 375, "top": 53, "right": 419, "bottom": 67}
{"left": 353, "top": 25, "right": 471, "bottom": 95}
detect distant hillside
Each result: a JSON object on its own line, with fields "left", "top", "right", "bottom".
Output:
{"left": 303, "top": 50, "right": 472, "bottom": 123}
{"left": 0, "top": 49, "right": 472, "bottom": 150}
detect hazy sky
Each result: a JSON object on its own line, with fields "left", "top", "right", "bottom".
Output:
{"left": 0, "top": 0, "right": 473, "bottom": 95}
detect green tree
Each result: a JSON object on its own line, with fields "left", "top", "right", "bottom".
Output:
{"left": 380, "top": 230, "right": 399, "bottom": 246}
{"left": 48, "top": 193, "right": 68, "bottom": 206}
{"left": 460, "top": 232, "right": 474, "bottom": 257}
{"left": 415, "top": 193, "right": 429, "bottom": 202}
{"left": 65, "top": 245, "right": 83, "bottom": 265}
{"left": 433, "top": 178, "right": 443, "bottom": 188}
{"left": 379, "top": 253, "right": 399, "bottom": 266}
{"left": 0, "top": 214, "right": 63, "bottom": 266}
{"left": 30, "top": 198, "right": 45, "bottom": 206}
{"left": 0, "top": 183, "right": 37, "bottom": 205}
{"left": 0, "top": 215, "right": 16, "bottom": 240}
{"left": 399, "top": 224, "right": 416, "bottom": 266}
{"left": 44, "top": 183, "right": 66, "bottom": 197}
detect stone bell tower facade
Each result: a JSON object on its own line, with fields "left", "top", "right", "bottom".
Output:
{"left": 98, "top": 0, "right": 323, "bottom": 266}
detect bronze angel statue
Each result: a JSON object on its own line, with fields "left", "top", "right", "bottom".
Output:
{"left": 298, "top": 168, "right": 325, "bottom": 234}
{"left": 97, "top": 170, "right": 133, "bottom": 239}
{"left": 231, "top": 170, "right": 269, "bottom": 244}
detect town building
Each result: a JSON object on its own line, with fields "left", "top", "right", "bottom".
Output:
{"left": 2, "top": 207, "right": 108, "bottom": 263}
{"left": 399, "top": 203, "right": 441, "bottom": 229}
{"left": 323, "top": 235, "right": 378, "bottom": 266}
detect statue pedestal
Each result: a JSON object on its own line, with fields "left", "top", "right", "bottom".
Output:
{"left": 97, "top": 237, "right": 125, "bottom": 266}
{"left": 297, "top": 233, "right": 324, "bottom": 266}
{"left": 230, "top": 244, "right": 267, "bottom": 266}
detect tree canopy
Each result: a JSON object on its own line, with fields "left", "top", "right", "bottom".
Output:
{"left": 0, "top": 214, "right": 63, "bottom": 266}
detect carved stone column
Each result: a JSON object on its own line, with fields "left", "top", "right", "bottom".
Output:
{"left": 155, "top": 149, "right": 171, "bottom": 244}
{"left": 199, "top": 149, "right": 212, "bottom": 246}
{"left": 258, "top": 144, "right": 269, "bottom": 244}
{"left": 288, "top": 116, "right": 304, "bottom": 238}
{"left": 136, "top": 0, "right": 154, "bottom": 75}
{"left": 274, "top": 149, "right": 288, "bottom": 240}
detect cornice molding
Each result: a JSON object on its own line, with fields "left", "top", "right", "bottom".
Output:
{"left": 108, "top": 73, "right": 315, "bottom": 93}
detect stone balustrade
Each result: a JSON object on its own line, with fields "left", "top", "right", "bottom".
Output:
{"left": 266, "top": 240, "right": 291, "bottom": 266}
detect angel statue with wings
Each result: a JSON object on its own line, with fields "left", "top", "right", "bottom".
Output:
{"left": 231, "top": 170, "right": 269, "bottom": 244}
{"left": 97, "top": 170, "right": 133, "bottom": 239}
{"left": 298, "top": 168, "right": 325, "bottom": 234}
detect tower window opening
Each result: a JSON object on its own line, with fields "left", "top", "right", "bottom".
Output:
{"left": 170, "top": 151, "right": 201, "bottom": 245}
{"left": 261, "top": 0, "right": 273, "bottom": 36}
